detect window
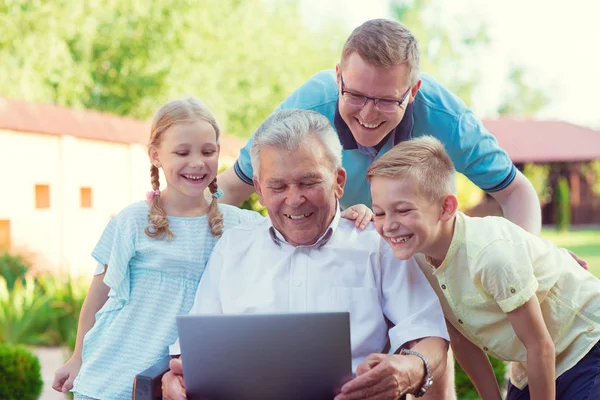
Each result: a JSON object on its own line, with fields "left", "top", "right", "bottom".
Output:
{"left": 0, "top": 220, "right": 10, "bottom": 249}
{"left": 35, "top": 185, "right": 50, "bottom": 209}
{"left": 80, "top": 187, "right": 93, "bottom": 209}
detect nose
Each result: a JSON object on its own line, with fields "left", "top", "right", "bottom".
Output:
{"left": 382, "top": 215, "right": 399, "bottom": 234}
{"left": 285, "top": 185, "right": 306, "bottom": 208}
{"left": 188, "top": 157, "right": 205, "bottom": 168}
{"left": 359, "top": 99, "right": 378, "bottom": 122}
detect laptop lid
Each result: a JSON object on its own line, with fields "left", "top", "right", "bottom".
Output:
{"left": 176, "top": 312, "right": 352, "bottom": 400}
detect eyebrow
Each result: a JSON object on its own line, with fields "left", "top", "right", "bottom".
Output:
{"left": 344, "top": 81, "right": 401, "bottom": 101}
{"left": 299, "top": 173, "right": 322, "bottom": 180}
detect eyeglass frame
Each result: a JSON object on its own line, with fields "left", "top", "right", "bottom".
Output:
{"left": 340, "top": 75, "right": 412, "bottom": 113}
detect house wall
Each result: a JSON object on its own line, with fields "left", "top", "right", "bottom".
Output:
{"left": 0, "top": 129, "right": 149, "bottom": 276}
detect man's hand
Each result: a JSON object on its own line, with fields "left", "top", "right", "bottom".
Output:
{"left": 162, "top": 358, "right": 187, "bottom": 400}
{"left": 341, "top": 204, "right": 374, "bottom": 230}
{"left": 568, "top": 249, "right": 588, "bottom": 270}
{"left": 334, "top": 353, "right": 424, "bottom": 400}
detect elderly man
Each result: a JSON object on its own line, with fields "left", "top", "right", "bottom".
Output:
{"left": 163, "top": 109, "right": 449, "bottom": 400}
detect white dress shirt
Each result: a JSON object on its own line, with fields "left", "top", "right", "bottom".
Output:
{"left": 175, "top": 209, "right": 449, "bottom": 370}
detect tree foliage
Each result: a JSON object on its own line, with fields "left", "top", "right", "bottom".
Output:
{"left": 0, "top": 0, "right": 343, "bottom": 136}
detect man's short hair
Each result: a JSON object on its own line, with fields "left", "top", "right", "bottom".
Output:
{"left": 250, "top": 109, "right": 343, "bottom": 178}
{"left": 366, "top": 136, "right": 457, "bottom": 203}
{"left": 341, "top": 19, "right": 420, "bottom": 86}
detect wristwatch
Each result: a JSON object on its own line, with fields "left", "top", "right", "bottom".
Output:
{"left": 399, "top": 348, "right": 433, "bottom": 398}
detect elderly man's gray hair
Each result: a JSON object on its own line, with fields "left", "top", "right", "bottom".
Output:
{"left": 250, "top": 109, "right": 343, "bottom": 178}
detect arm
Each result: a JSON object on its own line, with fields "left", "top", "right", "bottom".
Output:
{"left": 506, "top": 295, "right": 555, "bottom": 400}
{"left": 216, "top": 166, "right": 255, "bottom": 206}
{"left": 336, "top": 256, "right": 450, "bottom": 400}
{"left": 489, "top": 170, "right": 541, "bottom": 235}
{"left": 446, "top": 322, "right": 502, "bottom": 400}
{"left": 53, "top": 268, "right": 110, "bottom": 392}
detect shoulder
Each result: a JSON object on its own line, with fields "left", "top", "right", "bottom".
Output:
{"left": 413, "top": 73, "right": 469, "bottom": 118}
{"left": 280, "top": 70, "right": 339, "bottom": 113}
{"left": 461, "top": 214, "right": 532, "bottom": 269}
{"left": 219, "top": 204, "right": 264, "bottom": 228}
{"left": 219, "top": 214, "right": 269, "bottom": 241}
{"left": 332, "top": 219, "right": 389, "bottom": 252}
{"left": 112, "top": 201, "right": 149, "bottom": 225}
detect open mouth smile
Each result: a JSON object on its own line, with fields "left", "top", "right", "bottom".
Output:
{"left": 284, "top": 213, "right": 313, "bottom": 221}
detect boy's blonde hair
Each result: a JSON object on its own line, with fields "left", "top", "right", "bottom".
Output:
{"left": 341, "top": 19, "right": 420, "bottom": 86}
{"left": 146, "top": 97, "right": 223, "bottom": 239}
{"left": 367, "top": 136, "right": 457, "bottom": 203}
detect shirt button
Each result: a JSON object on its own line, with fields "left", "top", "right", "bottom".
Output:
{"left": 483, "top": 347, "right": 489, "bottom": 351}
{"left": 441, "top": 284, "right": 447, "bottom": 290}
{"left": 510, "top": 288, "right": 516, "bottom": 293}
{"left": 295, "top": 281, "right": 302, "bottom": 287}
{"left": 458, "top": 319, "right": 463, "bottom": 324}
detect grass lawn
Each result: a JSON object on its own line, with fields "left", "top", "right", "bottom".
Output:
{"left": 541, "top": 228, "right": 600, "bottom": 278}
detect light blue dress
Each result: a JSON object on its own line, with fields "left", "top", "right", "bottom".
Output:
{"left": 72, "top": 201, "right": 261, "bottom": 400}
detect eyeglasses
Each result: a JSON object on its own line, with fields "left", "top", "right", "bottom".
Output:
{"left": 340, "top": 75, "right": 411, "bottom": 113}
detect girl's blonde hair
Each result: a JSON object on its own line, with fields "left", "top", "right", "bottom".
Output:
{"left": 366, "top": 136, "right": 457, "bottom": 203}
{"left": 145, "top": 97, "right": 223, "bottom": 239}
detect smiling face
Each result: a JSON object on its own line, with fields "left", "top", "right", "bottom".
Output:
{"left": 336, "top": 52, "right": 417, "bottom": 148}
{"left": 254, "top": 135, "right": 346, "bottom": 246}
{"left": 149, "top": 119, "right": 219, "bottom": 200}
{"left": 370, "top": 175, "right": 446, "bottom": 260}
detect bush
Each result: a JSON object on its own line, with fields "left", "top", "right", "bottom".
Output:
{"left": 455, "top": 355, "right": 506, "bottom": 399}
{"left": 0, "top": 344, "right": 43, "bottom": 400}
{"left": 0, "top": 251, "right": 30, "bottom": 290}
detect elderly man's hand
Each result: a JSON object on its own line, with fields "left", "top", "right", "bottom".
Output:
{"left": 162, "top": 358, "right": 187, "bottom": 400}
{"left": 334, "top": 353, "right": 424, "bottom": 400}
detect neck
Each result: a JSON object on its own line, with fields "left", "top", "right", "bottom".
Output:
{"left": 425, "top": 215, "right": 457, "bottom": 268}
{"left": 161, "top": 187, "right": 211, "bottom": 217}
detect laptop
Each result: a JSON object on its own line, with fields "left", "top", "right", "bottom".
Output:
{"left": 176, "top": 312, "right": 352, "bottom": 400}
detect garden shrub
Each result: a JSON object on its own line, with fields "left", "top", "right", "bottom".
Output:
{"left": 0, "top": 343, "right": 43, "bottom": 400}
{"left": 0, "top": 251, "right": 30, "bottom": 290}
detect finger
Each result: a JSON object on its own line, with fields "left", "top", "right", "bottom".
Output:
{"left": 52, "top": 375, "right": 66, "bottom": 392}
{"left": 170, "top": 358, "right": 184, "bottom": 374}
{"left": 163, "top": 372, "right": 187, "bottom": 400}
{"left": 356, "top": 357, "right": 380, "bottom": 376}
{"left": 338, "top": 375, "right": 398, "bottom": 399}
{"left": 342, "top": 362, "right": 389, "bottom": 392}
{"left": 62, "top": 375, "right": 76, "bottom": 392}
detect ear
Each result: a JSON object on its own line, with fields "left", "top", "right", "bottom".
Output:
{"left": 253, "top": 177, "right": 265, "bottom": 204}
{"left": 408, "top": 79, "right": 422, "bottom": 104}
{"left": 440, "top": 194, "right": 458, "bottom": 222}
{"left": 334, "top": 167, "right": 347, "bottom": 200}
{"left": 335, "top": 64, "right": 341, "bottom": 86}
{"left": 148, "top": 146, "right": 161, "bottom": 168}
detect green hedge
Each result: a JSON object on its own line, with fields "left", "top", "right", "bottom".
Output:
{"left": 0, "top": 344, "right": 43, "bottom": 400}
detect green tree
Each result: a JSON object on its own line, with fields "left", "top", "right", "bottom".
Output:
{"left": 498, "top": 67, "right": 549, "bottom": 116}
{"left": 0, "top": 0, "right": 343, "bottom": 135}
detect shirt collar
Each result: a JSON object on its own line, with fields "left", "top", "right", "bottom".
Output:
{"left": 333, "top": 100, "right": 415, "bottom": 152}
{"left": 268, "top": 203, "right": 341, "bottom": 248}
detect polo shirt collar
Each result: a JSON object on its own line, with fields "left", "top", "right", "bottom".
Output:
{"left": 268, "top": 203, "right": 341, "bottom": 248}
{"left": 333, "top": 100, "right": 415, "bottom": 151}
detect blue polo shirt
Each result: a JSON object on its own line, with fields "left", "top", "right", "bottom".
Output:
{"left": 233, "top": 70, "right": 516, "bottom": 209}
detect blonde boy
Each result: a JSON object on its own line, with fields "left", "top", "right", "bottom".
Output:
{"left": 367, "top": 136, "right": 600, "bottom": 400}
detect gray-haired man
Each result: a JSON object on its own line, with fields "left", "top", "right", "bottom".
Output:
{"left": 163, "top": 110, "right": 450, "bottom": 400}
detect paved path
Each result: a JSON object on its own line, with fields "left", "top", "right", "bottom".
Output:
{"left": 33, "top": 347, "right": 69, "bottom": 400}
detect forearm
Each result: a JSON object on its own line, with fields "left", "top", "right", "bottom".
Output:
{"left": 72, "top": 273, "right": 110, "bottom": 359}
{"left": 490, "top": 171, "right": 541, "bottom": 235}
{"left": 216, "top": 167, "right": 255, "bottom": 206}
{"left": 526, "top": 342, "right": 555, "bottom": 400}
{"left": 452, "top": 343, "right": 501, "bottom": 400}
{"left": 406, "top": 337, "right": 448, "bottom": 385}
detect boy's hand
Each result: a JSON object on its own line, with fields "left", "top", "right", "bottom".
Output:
{"left": 52, "top": 356, "right": 82, "bottom": 393}
{"left": 341, "top": 204, "right": 374, "bottom": 229}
